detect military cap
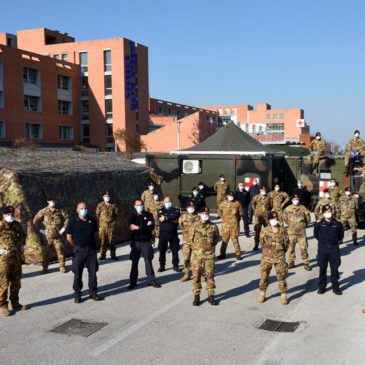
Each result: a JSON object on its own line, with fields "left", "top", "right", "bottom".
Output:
{"left": 354, "top": 130, "right": 360, "bottom": 134}
{"left": 260, "top": 186, "right": 266, "bottom": 190}
{"left": 187, "top": 200, "right": 195, "bottom": 208}
{"left": 103, "top": 191, "right": 110, "bottom": 196}
{"left": 199, "top": 206, "right": 210, "bottom": 213}
{"left": 344, "top": 187, "right": 352, "bottom": 192}
{"left": 47, "top": 197, "right": 55, "bottom": 202}
{"left": 148, "top": 181, "right": 154, "bottom": 186}
{"left": 2, "top": 206, "right": 14, "bottom": 214}
{"left": 315, "top": 131, "right": 321, "bottom": 136}
{"left": 268, "top": 211, "right": 278, "bottom": 220}
{"left": 227, "top": 191, "right": 234, "bottom": 196}
{"left": 321, "top": 204, "right": 332, "bottom": 213}
{"left": 323, "top": 188, "right": 330, "bottom": 193}
{"left": 198, "top": 181, "right": 204, "bottom": 185}
{"left": 219, "top": 174, "right": 225, "bottom": 178}
{"left": 291, "top": 194, "right": 300, "bottom": 199}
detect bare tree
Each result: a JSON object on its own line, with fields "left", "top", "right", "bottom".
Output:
{"left": 113, "top": 128, "right": 147, "bottom": 159}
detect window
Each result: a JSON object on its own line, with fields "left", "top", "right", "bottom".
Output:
{"left": 25, "top": 123, "right": 42, "bottom": 139}
{"left": 7, "top": 37, "right": 13, "bottom": 47}
{"left": 106, "top": 123, "right": 114, "bottom": 143}
{"left": 272, "top": 114, "right": 278, "bottom": 119}
{"left": 61, "top": 53, "right": 68, "bottom": 61}
{"left": 59, "top": 126, "right": 73, "bottom": 140}
{"left": 79, "top": 52, "right": 88, "bottom": 73}
{"left": 104, "top": 50, "right": 111, "bottom": 72}
{"left": 266, "top": 123, "right": 285, "bottom": 132}
{"left": 81, "top": 100, "right": 89, "bottom": 120}
{"left": 23, "top": 67, "right": 39, "bottom": 85}
{"left": 157, "top": 106, "right": 163, "bottom": 115}
{"left": 176, "top": 109, "right": 181, "bottom": 117}
{"left": 53, "top": 54, "right": 60, "bottom": 59}
{"left": 0, "top": 91, "right": 3, "bottom": 108}
{"left": 266, "top": 114, "right": 272, "bottom": 119}
{"left": 58, "top": 100, "right": 72, "bottom": 115}
{"left": 24, "top": 95, "right": 40, "bottom": 112}
{"left": 82, "top": 124, "right": 90, "bottom": 143}
{"left": 0, "top": 121, "right": 4, "bottom": 137}
{"left": 104, "top": 75, "right": 112, "bottom": 96}
{"left": 279, "top": 113, "right": 285, "bottom": 119}
{"left": 80, "top": 76, "right": 89, "bottom": 97}
{"left": 105, "top": 99, "right": 113, "bottom": 119}
{"left": 167, "top": 108, "right": 172, "bottom": 116}
{"left": 57, "top": 75, "right": 71, "bottom": 90}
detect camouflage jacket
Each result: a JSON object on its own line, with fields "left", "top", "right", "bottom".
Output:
{"left": 149, "top": 200, "right": 164, "bottom": 223}
{"left": 260, "top": 224, "right": 289, "bottom": 264}
{"left": 329, "top": 186, "right": 342, "bottom": 203}
{"left": 283, "top": 204, "right": 311, "bottom": 235}
{"left": 141, "top": 189, "right": 154, "bottom": 211}
{"left": 33, "top": 207, "right": 69, "bottom": 238}
{"left": 252, "top": 194, "right": 271, "bottom": 216}
{"left": 338, "top": 195, "right": 357, "bottom": 219}
{"left": 0, "top": 220, "right": 26, "bottom": 257}
{"left": 310, "top": 139, "right": 326, "bottom": 154}
{"left": 345, "top": 137, "right": 365, "bottom": 154}
{"left": 314, "top": 198, "right": 338, "bottom": 220}
{"left": 178, "top": 212, "right": 199, "bottom": 241}
{"left": 268, "top": 191, "right": 290, "bottom": 211}
{"left": 218, "top": 200, "right": 242, "bottom": 227}
{"left": 190, "top": 220, "right": 220, "bottom": 257}
{"left": 214, "top": 181, "right": 230, "bottom": 198}
{"left": 96, "top": 201, "right": 119, "bottom": 229}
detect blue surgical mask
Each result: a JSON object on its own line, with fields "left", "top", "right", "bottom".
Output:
{"left": 79, "top": 208, "right": 88, "bottom": 217}
{"left": 135, "top": 205, "right": 144, "bottom": 213}
{"left": 165, "top": 202, "right": 172, "bottom": 209}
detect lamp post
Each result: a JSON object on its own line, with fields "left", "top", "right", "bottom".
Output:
{"left": 175, "top": 115, "right": 182, "bottom": 151}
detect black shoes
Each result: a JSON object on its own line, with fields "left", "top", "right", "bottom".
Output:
{"left": 128, "top": 283, "right": 137, "bottom": 290}
{"left": 99, "top": 255, "right": 106, "bottom": 260}
{"left": 236, "top": 255, "right": 242, "bottom": 261}
{"left": 110, "top": 256, "right": 118, "bottom": 261}
{"left": 252, "top": 245, "right": 259, "bottom": 251}
{"left": 157, "top": 266, "right": 165, "bottom": 272}
{"left": 89, "top": 294, "right": 103, "bottom": 301}
{"left": 208, "top": 295, "right": 219, "bottom": 306}
{"left": 74, "top": 296, "right": 82, "bottom": 304}
{"left": 245, "top": 233, "right": 250, "bottom": 238}
{"left": 193, "top": 295, "right": 200, "bottom": 306}
{"left": 304, "top": 265, "right": 312, "bottom": 271}
{"left": 173, "top": 266, "right": 181, "bottom": 273}
{"left": 217, "top": 254, "right": 226, "bottom": 260}
{"left": 317, "top": 288, "right": 326, "bottom": 295}
{"left": 353, "top": 233, "right": 358, "bottom": 246}
{"left": 149, "top": 281, "right": 161, "bottom": 288}
{"left": 333, "top": 289, "right": 342, "bottom": 295}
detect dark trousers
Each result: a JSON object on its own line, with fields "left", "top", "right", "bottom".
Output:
{"left": 241, "top": 209, "right": 250, "bottom": 235}
{"left": 72, "top": 246, "right": 98, "bottom": 296}
{"left": 158, "top": 231, "right": 180, "bottom": 267}
{"left": 317, "top": 244, "right": 341, "bottom": 291}
{"left": 130, "top": 241, "right": 156, "bottom": 285}
{"left": 248, "top": 203, "right": 254, "bottom": 224}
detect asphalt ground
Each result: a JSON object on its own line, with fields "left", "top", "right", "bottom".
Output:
{"left": 1, "top": 215, "right": 365, "bottom": 365}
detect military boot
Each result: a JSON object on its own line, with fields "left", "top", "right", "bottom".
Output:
{"left": 288, "top": 262, "right": 295, "bottom": 269}
{"left": 280, "top": 293, "right": 288, "bottom": 305}
{"left": 258, "top": 290, "right": 266, "bottom": 303}
{"left": 0, "top": 305, "right": 11, "bottom": 317}
{"left": 11, "top": 302, "right": 27, "bottom": 311}
{"left": 41, "top": 267, "right": 48, "bottom": 274}
{"left": 208, "top": 295, "right": 219, "bottom": 306}
{"left": 353, "top": 233, "right": 358, "bottom": 246}
{"left": 304, "top": 264, "right": 312, "bottom": 271}
{"left": 180, "top": 272, "right": 190, "bottom": 282}
{"left": 193, "top": 295, "right": 200, "bottom": 306}
{"left": 217, "top": 242, "right": 228, "bottom": 259}
{"left": 252, "top": 243, "right": 259, "bottom": 251}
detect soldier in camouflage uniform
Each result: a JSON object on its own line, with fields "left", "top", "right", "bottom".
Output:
{"left": 338, "top": 187, "right": 358, "bottom": 245}
{"left": 217, "top": 192, "right": 243, "bottom": 260}
{"left": 307, "top": 132, "right": 326, "bottom": 175}
{"left": 344, "top": 130, "right": 365, "bottom": 175}
{"left": 328, "top": 178, "right": 342, "bottom": 204}
{"left": 96, "top": 192, "right": 120, "bottom": 260}
{"left": 214, "top": 173, "right": 230, "bottom": 209}
{"left": 190, "top": 207, "right": 220, "bottom": 306}
{"left": 178, "top": 201, "right": 199, "bottom": 282}
{"left": 258, "top": 211, "right": 289, "bottom": 305}
{"left": 33, "top": 198, "right": 69, "bottom": 273}
{"left": 141, "top": 182, "right": 156, "bottom": 213}
{"left": 283, "top": 194, "right": 312, "bottom": 270}
{"left": 252, "top": 186, "right": 271, "bottom": 251}
{"left": 314, "top": 188, "right": 338, "bottom": 221}
{"left": 149, "top": 193, "right": 164, "bottom": 245}
{"left": 0, "top": 206, "right": 27, "bottom": 317}
{"left": 268, "top": 183, "right": 290, "bottom": 222}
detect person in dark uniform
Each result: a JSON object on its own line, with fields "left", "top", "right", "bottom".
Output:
{"left": 314, "top": 204, "right": 344, "bottom": 295}
{"left": 190, "top": 187, "right": 205, "bottom": 212}
{"left": 197, "top": 181, "right": 209, "bottom": 200}
{"left": 248, "top": 179, "right": 260, "bottom": 224}
{"left": 128, "top": 199, "right": 161, "bottom": 289}
{"left": 158, "top": 196, "right": 180, "bottom": 272}
{"left": 66, "top": 202, "right": 102, "bottom": 303}
{"left": 292, "top": 180, "right": 310, "bottom": 208}
{"left": 234, "top": 181, "right": 250, "bottom": 237}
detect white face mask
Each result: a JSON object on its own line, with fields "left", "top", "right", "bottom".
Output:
{"left": 238, "top": 185, "right": 244, "bottom": 191}
{"left": 324, "top": 193, "right": 330, "bottom": 199}
{"left": 192, "top": 191, "right": 198, "bottom": 196}
{"left": 153, "top": 195, "right": 159, "bottom": 201}
{"left": 270, "top": 219, "right": 278, "bottom": 227}
{"left": 292, "top": 200, "right": 299, "bottom": 206}
{"left": 297, "top": 184, "right": 302, "bottom": 188}
{"left": 198, "top": 185, "right": 204, "bottom": 189}
{"left": 48, "top": 201, "right": 55, "bottom": 208}
{"left": 274, "top": 186, "right": 280, "bottom": 192}
{"left": 148, "top": 186, "right": 154, "bottom": 191}
{"left": 330, "top": 182, "right": 335, "bottom": 187}
{"left": 220, "top": 177, "right": 225, "bottom": 181}
{"left": 260, "top": 191, "right": 266, "bottom": 196}
{"left": 345, "top": 191, "right": 351, "bottom": 196}
{"left": 201, "top": 214, "right": 209, "bottom": 222}
{"left": 253, "top": 181, "right": 257, "bottom": 186}
{"left": 4, "top": 215, "right": 15, "bottom": 223}
{"left": 187, "top": 207, "right": 195, "bottom": 214}
{"left": 103, "top": 196, "right": 110, "bottom": 203}
{"left": 324, "top": 212, "right": 332, "bottom": 219}
{"left": 228, "top": 196, "right": 234, "bottom": 201}
{"left": 316, "top": 136, "right": 321, "bottom": 140}
{"left": 355, "top": 133, "right": 360, "bottom": 138}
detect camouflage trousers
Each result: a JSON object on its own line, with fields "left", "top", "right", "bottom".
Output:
{"left": 192, "top": 253, "right": 215, "bottom": 296}
{"left": 182, "top": 243, "right": 192, "bottom": 274}
{"left": 0, "top": 256, "right": 22, "bottom": 307}
{"left": 307, "top": 152, "right": 321, "bottom": 165}
{"left": 99, "top": 227, "right": 116, "bottom": 257}
{"left": 340, "top": 216, "right": 357, "bottom": 234}
{"left": 288, "top": 234, "right": 309, "bottom": 265}
{"left": 220, "top": 224, "right": 241, "bottom": 256}
{"left": 43, "top": 237, "right": 65, "bottom": 269}
{"left": 259, "top": 259, "right": 287, "bottom": 293}
{"left": 216, "top": 195, "right": 226, "bottom": 211}
{"left": 254, "top": 214, "right": 269, "bottom": 244}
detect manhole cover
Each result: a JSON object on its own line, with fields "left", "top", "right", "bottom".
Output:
{"left": 50, "top": 319, "right": 107, "bottom": 337}
{"left": 257, "top": 319, "right": 300, "bottom": 333}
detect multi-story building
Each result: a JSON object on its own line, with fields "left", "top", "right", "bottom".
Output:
{"left": 0, "top": 28, "right": 149, "bottom": 151}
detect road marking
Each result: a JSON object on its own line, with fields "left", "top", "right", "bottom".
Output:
{"left": 91, "top": 260, "right": 239, "bottom": 357}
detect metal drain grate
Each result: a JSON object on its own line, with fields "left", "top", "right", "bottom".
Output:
{"left": 50, "top": 319, "right": 107, "bottom": 337}
{"left": 257, "top": 319, "right": 300, "bottom": 332}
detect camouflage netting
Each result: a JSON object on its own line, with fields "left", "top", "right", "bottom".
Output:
{"left": 0, "top": 149, "right": 160, "bottom": 264}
